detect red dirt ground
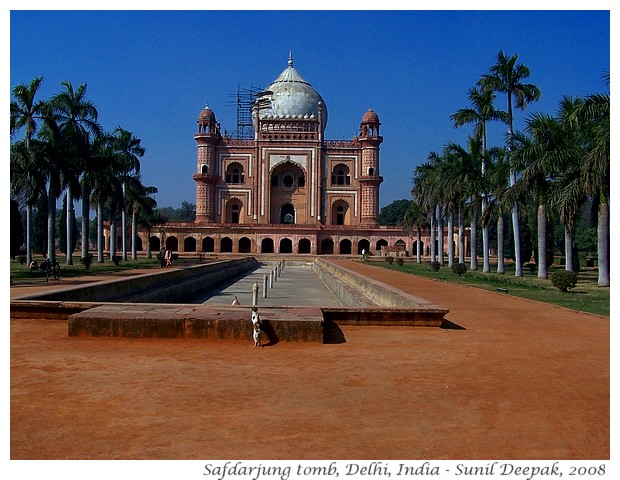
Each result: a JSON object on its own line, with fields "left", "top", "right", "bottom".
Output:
{"left": 9, "top": 259, "right": 609, "bottom": 461}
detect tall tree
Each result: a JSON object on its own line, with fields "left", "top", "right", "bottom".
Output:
{"left": 400, "top": 201, "right": 427, "bottom": 263}
{"left": 112, "top": 127, "right": 145, "bottom": 261}
{"left": 548, "top": 97, "right": 589, "bottom": 272}
{"left": 478, "top": 50, "right": 541, "bottom": 276}
{"left": 49, "top": 81, "right": 101, "bottom": 265}
{"left": 412, "top": 155, "right": 443, "bottom": 263}
{"left": 570, "top": 74, "right": 610, "bottom": 286}
{"left": 510, "top": 113, "right": 566, "bottom": 278}
{"left": 10, "top": 76, "right": 46, "bottom": 266}
{"left": 451, "top": 86, "right": 507, "bottom": 272}
{"left": 444, "top": 138, "right": 488, "bottom": 271}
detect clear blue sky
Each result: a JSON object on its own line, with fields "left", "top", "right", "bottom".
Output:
{"left": 8, "top": 7, "right": 611, "bottom": 210}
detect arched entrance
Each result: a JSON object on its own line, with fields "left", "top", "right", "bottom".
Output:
{"left": 239, "top": 237, "right": 251, "bottom": 253}
{"left": 320, "top": 238, "right": 334, "bottom": 255}
{"left": 280, "top": 204, "right": 295, "bottom": 224}
{"left": 166, "top": 236, "right": 178, "bottom": 251}
{"left": 202, "top": 236, "right": 214, "bottom": 252}
{"left": 184, "top": 236, "right": 196, "bottom": 252}
{"left": 149, "top": 236, "right": 160, "bottom": 252}
{"left": 220, "top": 237, "right": 233, "bottom": 253}
{"left": 331, "top": 200, "right": 350, "bottom": 225}
{"left": 298, "top": 238, "right": 311, "bottom": 254}
{"left": 358, "top": 239, "right": 370, "bottom": 255}
{"left": 270, "top": 161, "right": 306, "bottom": 224}
{"left": 261, "top": 238, "right": 274, "bottom": 253}
{"left": 279, "top": 238, "right": 293, "bottom": 253}
{"left": 376, "top": 239, "right": 388, "bottom": 253}
{"left": 339, "top": 239, "right": 352, "bottom": 254}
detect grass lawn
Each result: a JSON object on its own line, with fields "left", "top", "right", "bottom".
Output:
{"left": 9, "top": 254, "right": 199, "bottom": 282}
{"left": 10, "top": 254, "right": 609, "bottom": 317}
{"left": 365, "top": 258, "right": 610, "bottom": 317}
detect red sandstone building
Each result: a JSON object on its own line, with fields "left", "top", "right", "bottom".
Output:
{"left": 140, "top": 53, "right": 414, "bottom": 256}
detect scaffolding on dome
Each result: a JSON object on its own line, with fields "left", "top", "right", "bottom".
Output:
{"left": 226, "top": 85, "right": 263, "bottom": 139}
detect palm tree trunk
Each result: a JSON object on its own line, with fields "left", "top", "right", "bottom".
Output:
{"left": 470, "top": 209, "right": 478, "bottom": 271}
{"left": 430, "top": 213, "right": 436, "bottom": 263}
{"left": 97, "top": 200, "right": 104, "bottom": 263}
{"left": 537, "top": 203, "right": 547, "bottom": 279}
{"left": 458, "top": 208, "right": 465, "bottom": 264}
{"left": 110, "top": 210, "right": 117, "bottom": 261}
{"left": 437, "top": 206, "right": 444, "bottom": 265}
{"left": 447, "top": 214, "right": 454, "bottom": 267}
{"left": 482, "top": 198, "right": 490, "bottom": 273}
{"left": 81, "top": 184, "right": 90, "bottom": 260}
{"left": 146, "top": 227, "right": 152, "bottom": 259}
{"left": 416, "top": 228, "right": 422, "bottom": 263}
{"left": 497, "top": 215, "right": 505, "bottom": 274}
{"left": 564, "top": 228, "right": 574, "bottom": 272}
{"left": 131, "top": 209, "right": 137, "bottom": 260}
{"left": 122, "top": 183, "right": 128, "bottom": 261}
{"left": 26, "top": 204, "right": 32, "bottom": 266}
{"left": 510, "top": 172, "right": 523, "bottom": 277}
{"left": 47, "top": 183, "right": 56, "bottom": 260}
{"left": 597, "top": 202, "right": 610, "bottom": 286}
{"left": 66, "top": 186, "right": 73, "bottom": 265}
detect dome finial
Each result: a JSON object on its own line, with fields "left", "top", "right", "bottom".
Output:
{"left": 288, "top": 49, "right": 293, "bottom": 67}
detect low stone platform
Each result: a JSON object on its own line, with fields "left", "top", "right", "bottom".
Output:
{"left": 67, "top": 304, "right": 325, "bottom": 343}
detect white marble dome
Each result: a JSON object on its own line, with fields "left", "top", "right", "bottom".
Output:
{"left": 256, "top": 52, "right": 328, "bottom": 130}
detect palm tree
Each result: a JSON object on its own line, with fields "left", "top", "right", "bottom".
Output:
{"left": 412, "top": 155, "right": 443, "bottom": 263}
{"left": 49, "top": 81, "right": 101, "bottom": 265}
{"left": 10, "top": 76, "right": 46, "bottom": 266}
{"left": 451, "top": 86, "right": 508, "bottom": 272}
{"left": 124, "top": 177, "right": 157, "bottom": 260}
{"left": 444, "top": 137, "right": 487, "bottom": 271}
{"left": 479, "top": 50, "right": 541, "bottom": 276}
{"left": 400, "top": 201, "right": 427, "bottom": 263}
{"left": 570, "top": 75, "right": 610, "bottom": 286}
{"left": 112, "top": 127, "right": 145, "bottom": 261}
{"left": 548, "top": 97, "right": 589, "bottom": 273}
{"left": 481, "top": 149, "right": 510, "bottom": 273}
{"left": 89, "top": 133, "right": 123, "bottom": 262}
{"left": 510, "top": 113, "right": 568, "bottom": 279}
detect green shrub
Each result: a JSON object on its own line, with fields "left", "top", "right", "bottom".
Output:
{"left": 112, "top": 255, "right": 122, "bottom": 266}
{"left": 395, "top": 257, "right": 404, "bottom": 266}
{"left": 551, "top": 271, "right": 578, "bottom": 292}
{"left": 451, "top": 263, "right": 468, "bottom": 276}
{"left": 430, "top": 261, "right": 441, "bottom": 272}
{"left": 18, "top": 255, "right": 26, "bottom": 265}
{"left": 385, "top": 256, "right": 394, "bottom": 264}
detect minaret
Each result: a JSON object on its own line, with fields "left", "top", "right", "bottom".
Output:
{"left": 358, "top": 108, "right": 383, "bottom": 226}
{"left": 193, "top": 103, "right": 220, "bottom": 223}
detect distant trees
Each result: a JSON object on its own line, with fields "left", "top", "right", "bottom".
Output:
{"left": 10, "top": 77, "right": 157, "bottom": 263}
{"left": 410, "top": 50, "right": 609, "bottom": 286}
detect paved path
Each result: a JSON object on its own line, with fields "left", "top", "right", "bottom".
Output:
{"left": 194, "top": 262, "right": 341, "bottom": 307}
{"left": 9, "top": 258, "right": 610, "bottom": 461}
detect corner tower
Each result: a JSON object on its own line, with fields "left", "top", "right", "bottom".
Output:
{"left": 358, "top": 108, "right": 383, "bottom": 226}
{"left": 193, "top": 104, "right": 220, "bottom": 223}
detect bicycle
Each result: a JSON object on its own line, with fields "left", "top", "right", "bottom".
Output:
{"left": 43, "top": 259, "right": 61, "bottom": 282}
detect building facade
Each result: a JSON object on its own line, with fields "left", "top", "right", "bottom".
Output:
{"left": 138, "top": 53, "right": 422, "bottom": 256}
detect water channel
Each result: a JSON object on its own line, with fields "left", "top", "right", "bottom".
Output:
{"left": 192, "top": 262, "right": 342, "bottom": 307}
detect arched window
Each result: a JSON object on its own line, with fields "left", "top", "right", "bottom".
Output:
{"left": 283, "top": 174, "right": 294, "bottom": 188}
{"left": 231, "top": 203, "right": 240, "bottom": 224}
{"left": 331, "top": 164, "right": 351, "bottom": 185}
{"left": 201, "top": 164, "right": 208, "bottom": 174}
{"left": 336, "top": 205, "right": 345, "bottom": 225}
{"left": 225, "top": 163, "right": 245, "bottom": 184}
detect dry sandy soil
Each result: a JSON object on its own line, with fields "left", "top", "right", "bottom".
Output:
{"left": 9, "top": 259, "right": 609, "bottom": 461}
